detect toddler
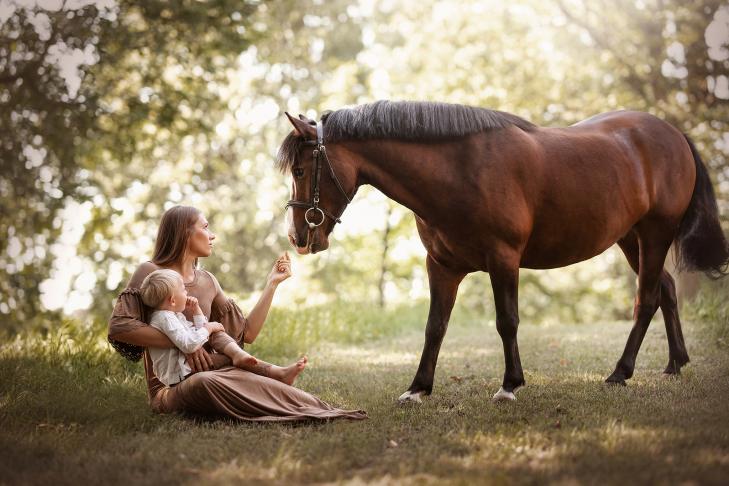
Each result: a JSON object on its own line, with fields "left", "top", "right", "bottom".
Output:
{"left": 140, "top": 268, "right": 259, "bottom": 386}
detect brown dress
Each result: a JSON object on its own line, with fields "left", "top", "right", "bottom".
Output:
{"left": 108, "top": 261, "right": 367, "bottom": 422}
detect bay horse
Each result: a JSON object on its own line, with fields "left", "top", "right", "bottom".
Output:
{"left": 276, "top": 101, "right": 729, "bottom": 402}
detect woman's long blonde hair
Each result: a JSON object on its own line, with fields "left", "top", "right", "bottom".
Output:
{"left": 151, "top": 205, "right": 201, "bottom": 269}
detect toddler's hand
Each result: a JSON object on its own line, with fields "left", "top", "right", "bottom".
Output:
{"left": 186, "top": 296, "right": 198, "bottom": 309}
{"left": 186, "top": 296, "right": 203, "bottom": 314}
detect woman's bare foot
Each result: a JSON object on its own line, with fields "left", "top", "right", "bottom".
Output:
{"left": 232, "top": 351, "right": 257, "bottom": 368}
{"left": 270, "top": 356, "right": 308, "bottom": 386}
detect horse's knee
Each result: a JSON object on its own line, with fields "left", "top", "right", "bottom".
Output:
{"left": 496, "top": 313, "right": 519, "bottom": 339}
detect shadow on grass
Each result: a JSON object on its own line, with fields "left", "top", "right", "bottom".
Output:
{"left": 0, "top": 354, "right": 152, "bottom": 431}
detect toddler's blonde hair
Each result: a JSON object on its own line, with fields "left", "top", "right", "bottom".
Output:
{"left": 140, "top": 269, "right": 182, "bottom": 309}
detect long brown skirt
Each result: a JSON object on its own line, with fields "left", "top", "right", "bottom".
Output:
{"left": 151, "top": 366, "right": 368, "bottom": 423}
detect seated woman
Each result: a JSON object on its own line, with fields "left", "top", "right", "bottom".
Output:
{"left": 108, "top": 205, "right": 366, "bottom": 422}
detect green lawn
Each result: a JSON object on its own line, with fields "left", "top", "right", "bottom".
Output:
{"left": 2, "top": 314, "right": 728, "bottom": 485}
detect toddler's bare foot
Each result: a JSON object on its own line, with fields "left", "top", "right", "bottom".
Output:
{"left": 271, "top": 355, "right": 308, "bottom": 386}
{"left": 232, "top": 352, "right": 257, "bottom": 368}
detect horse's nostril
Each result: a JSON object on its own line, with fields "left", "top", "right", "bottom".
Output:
{"left": 289, "top": 233, "right": 307, "bottom": 248}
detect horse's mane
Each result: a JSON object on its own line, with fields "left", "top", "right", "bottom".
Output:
{"left": 276, "top": 100, "right": 535, "bottom": 172}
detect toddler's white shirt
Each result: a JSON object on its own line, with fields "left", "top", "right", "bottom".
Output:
{"left": 148, "top": 310, "right": 209, "bottom": 386}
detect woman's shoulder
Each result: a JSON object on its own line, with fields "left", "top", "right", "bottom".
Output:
{"left": 137, "top": 261, "right": 160, "bottom": 273}
{"left": 199, "top": 268, "right": 222, "bottom": 291}
{"left": 128, "top": 261, "right": 160, "bottom": 288}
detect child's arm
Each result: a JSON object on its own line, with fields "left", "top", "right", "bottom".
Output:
{"left": 150, "top": 312, "right": 211, "bottom": 355}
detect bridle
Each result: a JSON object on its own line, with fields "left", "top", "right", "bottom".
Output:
{"left": 285, "top": 121, "right": 352, "bottom": 228}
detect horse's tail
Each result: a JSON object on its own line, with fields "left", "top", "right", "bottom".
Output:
{"left": 673, "top": 134, "right": 729, "bottom": 279}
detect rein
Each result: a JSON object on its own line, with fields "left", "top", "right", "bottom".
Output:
{"left": 285, "top": 121, "right": 352, "bottom": 228}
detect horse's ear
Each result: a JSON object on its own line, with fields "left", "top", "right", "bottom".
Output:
{"left": 285, "top": 112, "right": 316, "bottom": 139}
{"left": 298, "top": 114, "right": 314, "bottom": 124}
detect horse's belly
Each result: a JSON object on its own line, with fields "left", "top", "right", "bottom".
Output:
{"left": 520, "top": 220, "right": 632, "bottom": 269}
{"left": 520, "top": 243, "right": 612, "bottom": 269}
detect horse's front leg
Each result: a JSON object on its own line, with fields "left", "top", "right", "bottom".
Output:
{"left": 398, "top": 255, "right": 465, "bottom": 403}
{"left": 489, "top": 260, "right": 525, "bottom": 401}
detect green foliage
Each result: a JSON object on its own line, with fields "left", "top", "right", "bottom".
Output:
{"left": 1, "top": 0, "right": 266, "bottom": 328}
{"left": 0, "top": 2, "right": 105, "bottom": 327}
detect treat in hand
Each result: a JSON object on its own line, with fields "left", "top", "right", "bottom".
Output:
{"left": 276, "top": 252, "right": 291, "bottom": 273}
{"left": 269, "top": 252, "right": 292, "bottom": 285}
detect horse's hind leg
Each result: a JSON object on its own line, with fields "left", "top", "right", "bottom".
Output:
{"left": 399, "top": 255, "right": 465, "bottom": 403}
{"left": 489, "top": 257, "right": 525, "bottom": 401}
{"left": 608, "top": 228, "right": 674, "bottom": 385}
{"left": 658, "top": 272, "right": 690, "bottom": 374}
{"left": 616, "top": 232, "right": 690, "bottom": 377}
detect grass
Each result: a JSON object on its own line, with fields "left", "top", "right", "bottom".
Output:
{"left": 1, "top": 303, "right": 728, "bottom": 485}
{"left": 246, "top": 301, "right": 429, "bottom": 360}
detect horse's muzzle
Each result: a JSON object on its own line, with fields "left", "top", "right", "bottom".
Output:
{"left": 288, "top": 227, "right": 329, "bottom": 255}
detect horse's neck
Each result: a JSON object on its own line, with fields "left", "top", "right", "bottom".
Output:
{"left": 352, "top": 140, "right": 458, "bottom": 220}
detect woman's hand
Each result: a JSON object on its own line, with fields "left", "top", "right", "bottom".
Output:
{"left": 266, "top": 252, "right": 292, "bottom": 286}
{"left": 185, "top": 347, "right": 214, "bottom": 373}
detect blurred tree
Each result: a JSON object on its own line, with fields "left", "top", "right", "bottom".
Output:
{"left": 0, "top": 0, "right": 263, "bottom": 331}
{"left": 1, "top": 1, "right": 110, "bottom": 329}
{"left": 4, "top": 0, "right": 726, "bottom": 334}
{"left": 1, "top": 0, "right": 375, "bottom": 332}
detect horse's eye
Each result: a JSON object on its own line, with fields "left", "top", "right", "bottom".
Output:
{"left": 293, "top": 168, "right": 305, "bottom": 178}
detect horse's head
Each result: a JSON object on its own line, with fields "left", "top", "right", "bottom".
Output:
{"left": 277, "top": 112, "right": 356, "bottom": 255}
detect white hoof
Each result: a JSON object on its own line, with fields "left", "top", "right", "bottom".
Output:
{"left": 492, "top": 387, "right": 517, "bottom": 402}
{"left": 398, "top": 390, "right": 425, "bottom": 404}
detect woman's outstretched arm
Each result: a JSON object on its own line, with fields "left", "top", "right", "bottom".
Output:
{"left": 245, "top": 253, "right": 292, "bottom": 343}
{"left": 245, "top": 280, "right": 279, "bottom": 344}
{"left": 208, "top": 254, "right": 291, "bottom": 345}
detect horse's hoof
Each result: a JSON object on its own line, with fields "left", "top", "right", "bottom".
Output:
{"left": 397, "top": 390, "right": 425, "bottom": 404}
{"left": 605, "top": 376, "right": 627, "bottom": 386}
{"left": 663, "top": 362, "right": 685, "bottom": 376}
{"left": 492, "top": 387, "right": 516, "bottom": 402}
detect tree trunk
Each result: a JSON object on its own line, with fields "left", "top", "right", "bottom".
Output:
{"left": 378, "top": 205, "right": 393, "bottom": 308}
